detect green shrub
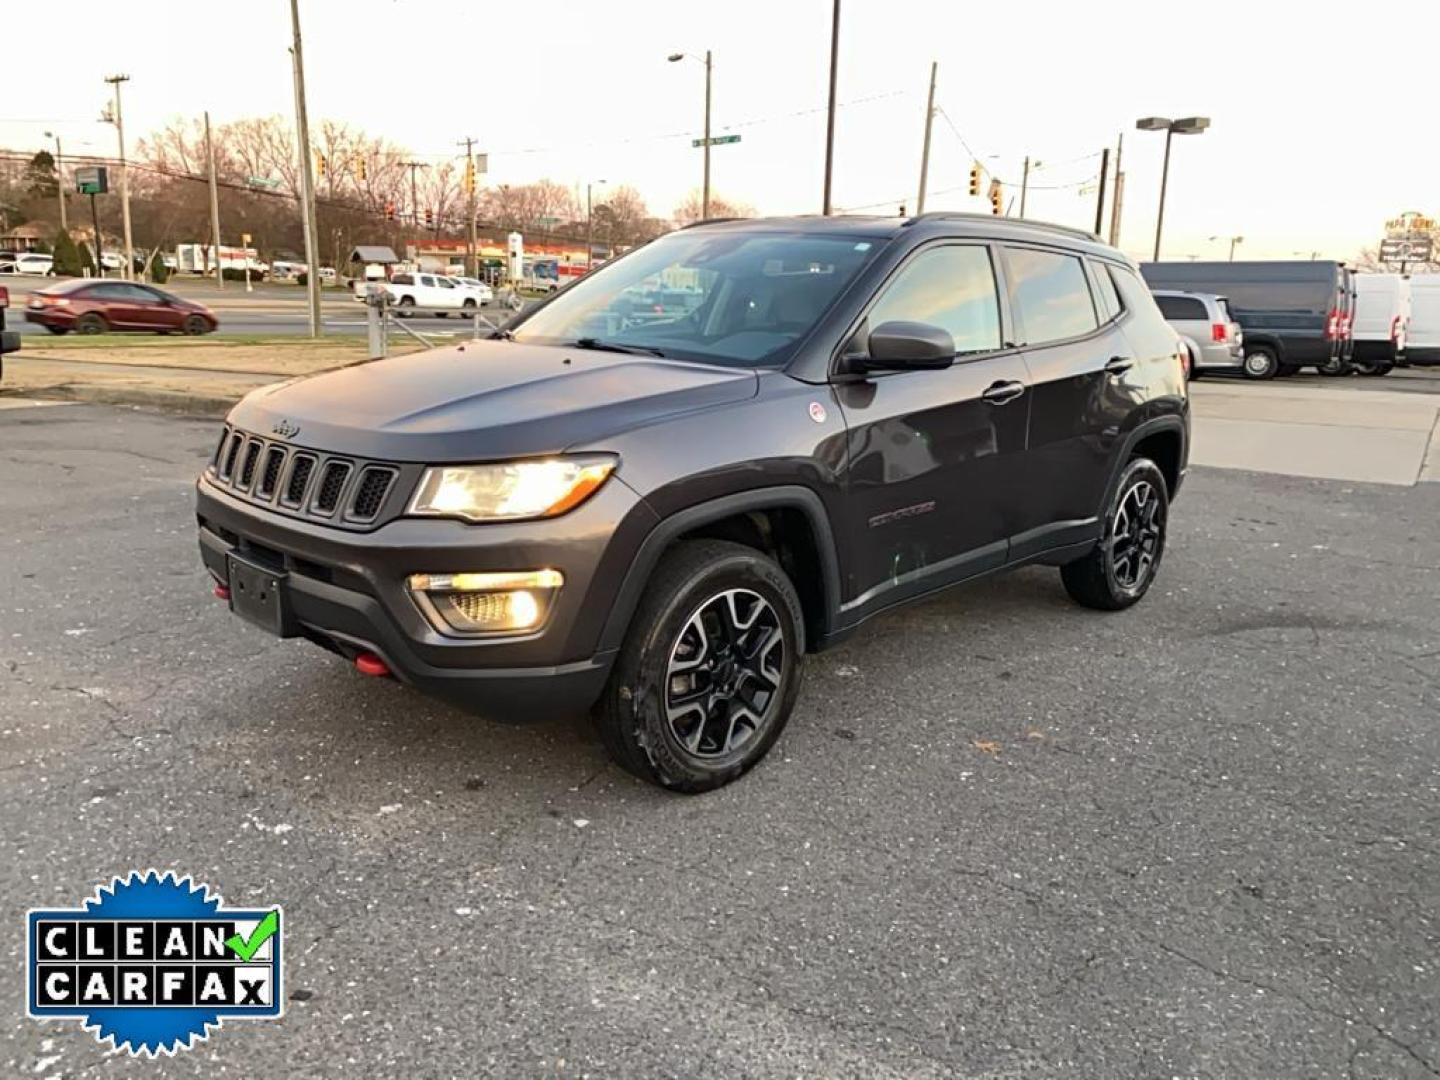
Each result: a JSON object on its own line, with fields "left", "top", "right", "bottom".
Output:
{"left": 147, "top": 252, "right": 170, "bottom": 284}
{"left": 77, "top": 241, "right": 95, "bottom": 276}
{"left": 50, "top": 230, "right": 84, "bottom": 277}
{"left": 220, "top": 266, "right": 265, "bottom": 282}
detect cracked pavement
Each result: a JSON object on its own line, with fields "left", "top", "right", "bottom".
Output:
{"left": 1, "top": 403, "right": 1437, "bottom": 1078}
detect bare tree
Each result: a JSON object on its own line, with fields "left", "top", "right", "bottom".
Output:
{"left": 673, "top": 189, "right": 755, "bottom": 226}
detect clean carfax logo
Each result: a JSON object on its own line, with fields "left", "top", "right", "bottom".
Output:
{"left": 26, "top": 871, "right": 282, "bottom": 1056}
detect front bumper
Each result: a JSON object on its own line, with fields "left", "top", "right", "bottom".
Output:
{"left": 196, "top": 472, "right": 658, "bottom": 717}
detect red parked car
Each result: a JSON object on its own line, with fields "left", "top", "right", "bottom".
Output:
{"left": 25, "top": 279, "right": 217, "bottom": 335}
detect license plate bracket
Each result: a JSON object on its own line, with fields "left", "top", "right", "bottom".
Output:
{"left": 226, "top": 553, "right": 294, "bottom": 637}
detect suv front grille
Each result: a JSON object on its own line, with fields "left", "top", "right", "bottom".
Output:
{"left": 205, "top": 425, "right": 412, "bottom": 530}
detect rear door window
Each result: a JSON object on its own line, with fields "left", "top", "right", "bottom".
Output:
{"left": 1005, "top": 247, "right": 1098, "bottom": 345}
{"left": 866, "top": 244, "right": 1002, "bottom": 355}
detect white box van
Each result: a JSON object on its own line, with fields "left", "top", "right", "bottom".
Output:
{"left": 1351, "top": 274, "right": 1411, "bottom": 373}
{"left": 1407, "top": 275, "right": 1440, "bottom": 367}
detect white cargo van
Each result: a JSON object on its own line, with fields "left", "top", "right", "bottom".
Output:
{"left": 1351, "top": 274, "right": 1411, "bottom": 374}
{"left": 1407, "top": 275, "right": 1440, "bottom": 367}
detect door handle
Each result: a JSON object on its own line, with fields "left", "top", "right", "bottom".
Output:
{"left": 981, "top": 380, "right": 1026, "bottom": 405}
{"left": 1104, "top": 356, "right": 1134, "bottom": 375}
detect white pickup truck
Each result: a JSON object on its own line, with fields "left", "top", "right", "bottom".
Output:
{"left": 363, "top": 272, "right": 490, "bottom": 316}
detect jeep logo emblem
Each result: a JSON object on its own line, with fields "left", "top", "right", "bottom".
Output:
{"left": 271, "top": 419, "right": 301, "bottom": 439}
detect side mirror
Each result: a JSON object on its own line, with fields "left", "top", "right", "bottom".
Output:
{"left": 866, "top": 320, "right": 956, "bottom": 370}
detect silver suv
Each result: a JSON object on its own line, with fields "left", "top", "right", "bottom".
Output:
{"left": 1152, "top": 290, "right": 1243, "bottom": 376}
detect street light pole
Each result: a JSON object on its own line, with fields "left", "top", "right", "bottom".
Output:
{"left": 1153, "top": 127, "right": 1174, "bottom": 262}
{"left": 104, "top": 75, "right": 133, "bottom": 280}
{"left": 822, "top": 0, "right": 841, "bottom": 215}
{"left": 1136, "top": 115, "right": 1210, "bottom": 262}
{"left": 44, "top": 131, "right": 66, "bottom": 233}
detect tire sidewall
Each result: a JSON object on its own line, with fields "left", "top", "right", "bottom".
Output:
{"left": 1102, "top": 458, "right": 1169, "bottom": 604}
{"left": 623, "top": 550, "right": 805, "bottom": 789}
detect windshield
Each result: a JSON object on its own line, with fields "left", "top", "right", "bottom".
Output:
{"left": 510, "top": 230, "right": 880, "bottom": 368}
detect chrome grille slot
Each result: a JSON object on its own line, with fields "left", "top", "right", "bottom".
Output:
{"left": 347, "top": 467, "right": 396, "bottom": 521}
{"left": 311, "top": 461, "right": 352, "bottom": 515}
{"left": 256, "top": 446, "right": 287, "bottom": 500}
{"left": 236, "top": 439, "right": 263, "bottom": 490}
{"left": 281, "top": 454, "right": 316, "bottom": 507}
{"left": 219, "top": 431, "right": 244, "bottom": 480}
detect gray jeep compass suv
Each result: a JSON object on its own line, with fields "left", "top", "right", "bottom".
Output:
{"left": 196, "top": 213, "right": 1189, "bottom": 792}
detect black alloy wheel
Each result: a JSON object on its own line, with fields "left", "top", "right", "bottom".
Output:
{"left": 595, "top": 539, "right": 805, "bottom": 792}
{"left": 664, "top": 588, "right": 785, "bottom": 759}
{"left": 1109, "top": 477, "right": 1165, "bottom": 591}
{"left": 1061, "top": 456, "right": 1170, "bottom": 611}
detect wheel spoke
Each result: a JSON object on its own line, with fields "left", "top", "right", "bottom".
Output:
{"left": 664, "top": 587, "right": 785, "bottom": 760}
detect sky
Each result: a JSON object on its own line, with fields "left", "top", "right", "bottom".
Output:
{"left": 3, "top": 0, "right": 1435, "bottom": 262}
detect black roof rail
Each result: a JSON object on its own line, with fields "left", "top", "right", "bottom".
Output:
{"left": 902, "top": 210, "right": 1100, "bottom": 243}
{"left": 677, "top": 217, "right": 746, "bottom": 230}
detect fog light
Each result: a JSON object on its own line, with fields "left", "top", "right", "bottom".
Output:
{"left": 407, "top": 570, "right": 562, "bottom": 635}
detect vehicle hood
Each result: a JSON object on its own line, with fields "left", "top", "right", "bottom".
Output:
{"left": 225, "top": 340, "right": 759, "bottom": 462}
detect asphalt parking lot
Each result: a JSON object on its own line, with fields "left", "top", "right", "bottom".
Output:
{"left": 1, "top": 402, "right": 1438, "bottom": 1078}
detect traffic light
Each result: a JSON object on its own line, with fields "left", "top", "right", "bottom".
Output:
{"left": 316, "top": 153, "right": 327, "bottom": 178}
{"left": 357, "top": 157, "right": 367, "bottom": 181}
{"left": 989, "top": 181, "right": 1003, "bottom": 216}
{"left": 968, "top": 162, "right": 981, "bottom": 197}
{"left": 384, "top": 201, "right": 396, "bottom": 221}
{"left": 464, "top": 157, "right": 476, "bottom": 194}
{"left": 424, "top": 207, "right": 434, "bottom": 228}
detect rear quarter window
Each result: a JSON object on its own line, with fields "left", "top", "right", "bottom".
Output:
{"left": 1005, "top": 247, "right": 1098, "bottom": 345}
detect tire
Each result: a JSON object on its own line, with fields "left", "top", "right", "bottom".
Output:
{"left": 183, "top": 314, "right": 209, "bottom": 335}
{"left": 397, "top": 296, "right": 415, "bottom": 317}
{"left": 1242, "top": 347, "right": 1279, "bottom": 379}
{"left": 594, "top": 539, "right": 806, "bottom": 793}
{"left": 462, "top": 298, "right": 477, "bottom": 311}
{"left": 1317, "top": 355, "right": 1352, "bottom": 377}
{"left": 1362, "top": 362, "right": 1394, "bottom": 377}
{"left": 75, "top": 313, "right": 108, "bottom": 335}
{"left": 1061, "top": 457, "right": 1169, "bottom": 612}
{"left": 44, "top": 325, "right": 70, "bottom": 336}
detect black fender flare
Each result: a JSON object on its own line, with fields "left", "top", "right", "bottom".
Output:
{"left": 1102, "top": 414, "right": 1188, "bottom": 510}
{"left": 596, "top": 485, "right": 843, "bottom": 654}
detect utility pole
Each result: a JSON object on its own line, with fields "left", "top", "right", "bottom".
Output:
{"left": 459, "top": 138, "right": 478, "bottom": 278}
{"left": 702, "top": 50, "right": 713, "bottom": 220}
{"left": 205, "top": 112, "right": 223, "bottom": 289}
{"left": 44, "top": 131, "right": 66, "bottom": 232}
{"left": 1093, "top": 147, "right": 1109, "bottom": 237}
{"left": 1108, "top": 133, "right": 1124, "bottom": 248}
{"left": 915, "top": 61, "right": 937, "bottom": 215}
{"left": 104, "top": 75, "right": 134, "bottom": 279}
{"left": 822, "top": 0, "right": 841, "bottom": 214}
{"left": 401, "top": 161, "right": 427, "bottom": 226}
{"left": 289, "top": 0, "right": 322, "bottom": 337}
{"left": 1019, "top": 156, "right": 1035, "bottom": 218}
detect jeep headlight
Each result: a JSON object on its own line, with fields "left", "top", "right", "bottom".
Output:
{"left": 407, "top": 457, "right": 616, "bottom": 523}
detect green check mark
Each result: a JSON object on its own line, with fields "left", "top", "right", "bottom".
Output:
{"left": 225, "top": 910, "right": 279, "bottom": 962}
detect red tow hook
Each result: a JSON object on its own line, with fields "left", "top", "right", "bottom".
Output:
{"left": 354, "top": 651, "right": 392, "bottom": 678}
{"left": 213, "top": 583, "right": 231, "bottom": 601}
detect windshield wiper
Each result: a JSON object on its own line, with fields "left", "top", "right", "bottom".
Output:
{"left": 571, "top": 337, "right": 667, "bottom": 359}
